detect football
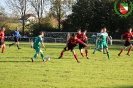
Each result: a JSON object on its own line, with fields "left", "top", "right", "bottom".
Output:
{"left": 45, "top": 56, "right": 50, "bottom": 61}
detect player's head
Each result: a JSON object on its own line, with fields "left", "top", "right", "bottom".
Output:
{"left": 103, "top": 27, "right": 107, "bottom": 32}
{"left": 1, "top": 27, "right": 5, "bottom": 31}
{"left": 16, "top": 27, "right": 19, "bottom": 30}
{"left": 71, "top": 33, "right": 77, "bottom": 39}
{"left": 128, "top": 28, "right": 132, "bottom": 33}
{"left": 39, "top": 31, "right": 44, "bottom": 37}
{"left": 77, "top": 29, "right": 81, "bottom": 34}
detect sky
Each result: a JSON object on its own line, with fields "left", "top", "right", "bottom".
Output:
{"left": 0, "top": 0, "right": 8, "bottom": 12}
{"left": 0, "top": 0, "right": 11, "bottom": 14}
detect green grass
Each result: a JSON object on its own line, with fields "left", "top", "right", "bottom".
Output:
{"left": 0, "top": 42, "right": 133, "bottom": 88}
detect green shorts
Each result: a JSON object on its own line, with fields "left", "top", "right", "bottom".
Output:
{"left": 34, "top": 46, "right": 40, "bottom": 53}
{"left": 96, "top": 40, "right": 101, "bottom": 48}
{"left": 100, "top": 42, "right": 108, "bottom": 49}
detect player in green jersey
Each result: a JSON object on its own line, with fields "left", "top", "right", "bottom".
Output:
{"left": 93, "top": 29, "right": 103, "bottom": 54}
{"left": 99, "top": 27, "right": 110, "bottom": 59}
{"left": 31, "top": 32, "right": 47, "bottom": 62}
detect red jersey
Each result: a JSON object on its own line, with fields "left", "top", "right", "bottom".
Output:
{"left": 122, "top": 32, "right": 133, "bottom": 41}
{"left": 0, "top": 31, "right": 5, "bottom": 42}
{"left": 67, "top": 37, "right": 83, "bottom": 47}
{"left": 77, "top": 33, "right": 86, "bottom": 41}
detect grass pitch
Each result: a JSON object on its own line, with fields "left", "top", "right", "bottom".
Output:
{"left": 0, "top": 42, "right": 133, "bottom": 88}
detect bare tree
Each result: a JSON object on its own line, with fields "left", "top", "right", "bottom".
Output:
{"left": 30, "top": 0, "right": 47, "bottom": 30}
{"left": 6, "top": 0, "right": 30, "bottom": 35}
{"left": 49, "top": 0, "right": 75, "bottom": 31}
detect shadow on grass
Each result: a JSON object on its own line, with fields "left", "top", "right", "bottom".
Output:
{"left": 101, "top": 86, "right": 133, "bottom": 88}
{"left": 0, "top": 60, "right": 31, "bottom": 62}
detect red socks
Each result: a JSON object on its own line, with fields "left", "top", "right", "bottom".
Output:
{"left": 118, "top": 49, "right": 124, "bottom": 55}
{"left": 2, "top": 46, "right": 5, "bottom": 53}
{"left": 127, "top": 47, "right": 132, "bottom": 54}
{"left": 81, "top": 53, "right": 84, "bottom": 57}
{"left": 74, "top": 54, "right": 78, "bottom": 61}
{"left": 85, "top": 50, "right": 88, "bottom": 56}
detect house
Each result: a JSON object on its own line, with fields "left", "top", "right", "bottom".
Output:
{"left": 19, "top": 14, "right": 37, "bottom": 24}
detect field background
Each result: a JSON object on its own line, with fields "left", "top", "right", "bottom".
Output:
{"left": 0, "top": 42, "right": 133, "bottom": 88}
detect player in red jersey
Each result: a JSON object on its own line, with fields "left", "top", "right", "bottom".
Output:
{"left": 77, "top": 29, "right": 89, "bottom": 59}
{"left": 0, "top": 27, "right": 6, "bottom": 53}
{"left": 58, "top": 33, "right": 89, "bottom": 63}
{"left": 118, "top": 28, "right": 133, "bottom": 56}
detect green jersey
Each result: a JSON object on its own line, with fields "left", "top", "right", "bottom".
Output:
{"left": 100, "top": 33, "right": 108, "bottom": 43}
{"left": 33, "top": 36, "right": 43, "bottom": 48}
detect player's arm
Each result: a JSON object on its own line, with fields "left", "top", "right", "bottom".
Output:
{"left": 41, "top": 42, "right": 46, "bottom": 50}
{"left": 131, "top": 32, "right": 133, "bottom": 37}
{"left": 77, "top": 39, "right": 90, "bottom": 49}
{"left": 30, "top": 39, "right": 33, "bottom": 48}
{"left": 107, "top": 36, "right": 111, "bottom": 42}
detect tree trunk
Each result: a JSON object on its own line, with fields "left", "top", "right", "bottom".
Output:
{"left": 22, "top": 19, "right": 25, "bottom": 36}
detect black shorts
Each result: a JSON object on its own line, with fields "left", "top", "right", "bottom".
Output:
{"left": 14, "top": 37, "right": 19, "bottom": 42}
{"left": 79, "top": 41, "right": 87, "bottom": 49}
{"left": 0, "top": 41, "right": 4, "bottom": 46}
{"left": 64, "top": 46, "right": 74, "bottom": 51}
{"left": 124, "top": 41, "right": 132, "bottom": 47}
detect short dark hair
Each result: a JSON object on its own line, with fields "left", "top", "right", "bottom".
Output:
{"left": 77, "top": 29, "right": 81, "bottom": 31}
{"left": 71, "top": 33, "right": 77, "bottom": 37}
{"left": 39, "top": 31, "right": 44, "bottom": 35}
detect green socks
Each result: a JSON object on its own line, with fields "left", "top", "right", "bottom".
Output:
{"left": 107, "top": 52, "right": 110, "bottom": 59}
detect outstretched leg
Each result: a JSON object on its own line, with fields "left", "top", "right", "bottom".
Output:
{"left": 72, "top": 50, "right": 80, "bottom": 63}
{"left": 118, "top": 46, "right": 127, "bottom": 56}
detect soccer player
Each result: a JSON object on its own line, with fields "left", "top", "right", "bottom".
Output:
{"left": 58, "top": 33, "right": 90, "bottom": 63}
{"left": 31, "top": 32, "right": 47, "bottom": 62}
{"left": 9, "top": 27, "right": 21, "bottom": 49}
{"left": 0, "top": 27, "right": 6, "bottom": 53}
{"left": 93, "top": 28, "right": 103, "bottom": 54}
{"left": 99, "top": 27, "right": 110, "bottom": 59}
{"left": 118, "top": 28, "right": 133, "bottom": 56}
{"left": 77, "top": 29, "right": 89, "bottom": 59}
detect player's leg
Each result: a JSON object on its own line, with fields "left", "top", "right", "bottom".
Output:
{"left": 103, "top": 48, "right": 106, "bottom": 54}
{"left": 126, "top": 44, "right": 132, "bottom": 56}
{"left": 39, "top": 49, "right": 47, "bottom": 62}
{"left": 1, "top": 44, "right": 6, "bottom": 53}
{"left": 84, "top": 47, "right": 89, "bottom": 59}
{"left": 58, "top": 47, "right": 67, "bottom": 59}
{"left": 118, "top": 46, "right": 127, "bottom": 56}
{"left": 31, "top": 47, "right": 40, "bottom": 62}
{"left": 93, "top": 40, "right": 97, "bottom": 54}
{"left": 103, "top": 43, "right": 110, "bottom": 59}
{"left": 99, "top": 42, "right": 104, "bottom": 52}
{"left": 105, "top": 48, "right": 110, "bottom": 59}
{"left": 71, "top": 49, "right": 80, "bottom": 63}
{"left": 9, "top": 37, "right": 16, "bottom": 47}
{"left": 15, "top": 38, "right": 21, "bottom": 49}
{"left": 118, "top": 41, "right": 129, "bottom": 56}
{"left": 79, "top": 44, "right": 84, "bottom": 57}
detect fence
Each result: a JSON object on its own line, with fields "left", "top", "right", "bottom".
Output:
{"left": 6, "top": 32, "right": 97, "bottom": 43}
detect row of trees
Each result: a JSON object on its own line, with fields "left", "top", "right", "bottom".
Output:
{"left": 1, "top": 0, "right": 133, "bottom": 38}
{"left": 4, "top": 0, "right": 74, "bottom": 36}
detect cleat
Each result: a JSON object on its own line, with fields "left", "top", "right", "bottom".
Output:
{"left": 58, "top": 56, "right": 62, "bottom": 59}
{"left": 92, "top": 51, "right": 95, "bottom": 54}
{"left": 31, "top": 58, "right": 34, "bottom": 62}
{"left": 18, "top": 48, "right": 21, "bottom": 49}
{"left": 43, "top": 59, "right": 47, "bottom": 62}
{"left": 118, "top": 54, "right": 120, "bottom": 56}
{"left": 86, "top": 56, "right": 89, "bottom": 59}
{"left": 126, "top": 54, "right": 130, "bottom": 56}
{"left": 77, "top": 61, "right": 80, "bottom": 63}
{"left": 9, "top": 44, "right": 11, "bottom": 48}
